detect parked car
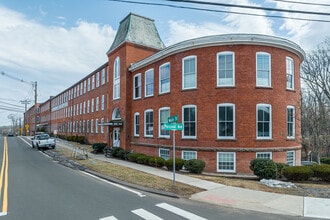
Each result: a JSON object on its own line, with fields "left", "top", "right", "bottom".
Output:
{"left": 31, "top": 133, "right": 56, "bottom": 150}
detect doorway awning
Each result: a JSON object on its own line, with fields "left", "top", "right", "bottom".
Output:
{"left": 101, "top": 120, "right": 124, "bottom": 127}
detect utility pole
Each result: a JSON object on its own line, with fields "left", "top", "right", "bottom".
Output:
{"left": 20, "top": 100, "right": 31, "bottom": 112}
{"left": 33, "top": 81, "right": 37, "bottom": 135}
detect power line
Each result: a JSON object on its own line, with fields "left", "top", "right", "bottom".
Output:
{"left": 164, "top": 0, "right": 330, "bottom": 16}
{"left": 273, "top": 0, "right": 330, "bottom": 7}
{"left": 1, "top": 71, "right": 32, "bottom": 85}
{"left": 108, "top": 0, "right": 330, "bottom": 22}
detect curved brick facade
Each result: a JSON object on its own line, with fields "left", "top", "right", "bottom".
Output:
{"left": 128, "top": 34, "right": 305, "bottom": 174}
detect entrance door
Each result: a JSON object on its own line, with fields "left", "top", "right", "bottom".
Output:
{"left": 113, "top": 128, "right": 120, "bottom": 147}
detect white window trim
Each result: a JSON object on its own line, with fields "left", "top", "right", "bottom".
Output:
{"left": 134, "top": 112, "right": 140, "bottom": 137}
{"left": 182, "top": 151, "right": 197, "bottom": 160}
{"left": 217, "top": 51, "right": 235, "bottom": 87}
{"left": 286, "top": 57, "right": 294, "bottom": 90}
{"left": 159, "top": 107, "right": 170, "bottom": 138}
{"left": 256, "top": 103, "right": 272, "bottom": 140}
{"left": 182, "top": 55, "right": 197, "bottom": 90}
{"left": 217, "top": 152, "right": 236, "bottom": 173}
{"left": 133, "top": 73, "right": 142, "bottom": 100}
{"left": 286, "top": 150, "right": 295, "bottom": 166}
{"left": 159, "top": 62, "right": 170, "bottom": 94}
{"left": 287, "top": 105, "right": 295, "bottom": 139}
{"left": 113, "top": 56, "right": 120, "bottom": 100}
{"left": 159, "top": 148, "right": 170, "bottom": 160}
{"left": 182, "top": 105, "right": 197, "bottom": 139}
{"left": 144, "top": 109, "right": 153, "bottom": 137}
{"left": 256, "top": 152, "right": 273, "bottom": 159}
{"left": 256, "top": 52, "right": 271, "bottom": 87}
{"left": 145, "top": 68, "right": 154, "bottom": 97}
{"left": 217, "top": 103, "right": 235, "bottom": 140}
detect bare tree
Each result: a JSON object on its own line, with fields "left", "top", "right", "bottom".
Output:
{"left": 301, "top": 38, "right": 330, "bottom": 163}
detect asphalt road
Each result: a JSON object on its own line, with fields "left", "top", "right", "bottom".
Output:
{"left": 0, "top": 136, "right": 313, "bottom": 220}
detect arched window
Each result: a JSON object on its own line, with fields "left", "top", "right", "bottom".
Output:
{"left": 113, "top": 56, "right": 120, "bottom": 99}
{"left": 112, "top": 107, "right": 121, "bottom": 120}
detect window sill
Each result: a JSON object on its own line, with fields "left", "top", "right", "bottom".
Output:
{"left": 255, "top": 86, "right": 273, "bottom": 90}
{"left": 216, "top": 138, "right": 237, "bottom": 142}
{"left": 256, "top": 138, "right": 274, "bottom": 141}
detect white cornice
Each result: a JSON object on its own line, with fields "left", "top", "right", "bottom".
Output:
{"left": 129, "top": 34, "right": 305, "bottom": 72}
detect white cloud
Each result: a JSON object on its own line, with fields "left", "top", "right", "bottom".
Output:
{"left": 269, "top": 0, "right": 330, "bottom": 51}
{"left": 0, "top": 6, "right": 116, "bottom": 125}
{"left": 165, "top": 0, "right": 274, "bottom": 46}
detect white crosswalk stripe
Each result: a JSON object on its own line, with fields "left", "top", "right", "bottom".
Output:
{"left": 99, "top": 216, "right": 118, "bottom": 220}
{"left": 100, "top": 202, "right": 207, "bottom": 220}
{"left": 131, "top": 208, "right": 163, "bottom": 220}
{"left": 156, "top": 203, "right": 208, "bottom": 220}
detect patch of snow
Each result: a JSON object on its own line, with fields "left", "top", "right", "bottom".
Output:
{"left": 260, "top": 179, "right": 297, "bottom": 188}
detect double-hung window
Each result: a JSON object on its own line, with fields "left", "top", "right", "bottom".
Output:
{"left": 287, "top": 106, "right": 295, "bottom": 138}
{"left": 133, "top": 74, "right": 141, "bottom": 99}
{"left": 182, "top": 105, "right": 196, "bottom": 138}
{"left": 286, "top": 57, "right": 294, "bottom": 90}
{"left": 217, "top": 103, "right": 235, "bottom": 139}
{"left": 256, "top": 152, "right": 272, "bottom": 159}
{"left": 101, "top": 118, "right": 104, "bottom": 133}
{"left": 96, "top": 72, "right": 100, "bottom": 88}
{"left": 257, "top": 104, "right": 272, "bottom": 139}
{"left": 256, "top": 52, "right": 271, "bottom": 87}
{"left": 159, "top": 63, "right": 170, "bottom": 94}
{"left": 217, "top": 152, "right": 236, "bottom": 173}
{"left": 159, "top": 148, "right": 170, "bottom": 160}
{"left": 101, "top": 95, "right": 105, "bottom": 111}
{"left": 159, "top": 107, "right": 170, "bottom": 137}
{"left": 96, "top": 97, "right": 99, "bottom": 112}
{"left": 286, "top": 151, "right": 295, "bottom": 166}
{"left": 144, "top": 110, "right": 153, "bottom": 137}
{"left": 217, "top": 52, "right": 234, "bottom": 86}
{"left": 92, "top": 75, "right": 95, "bottom": 90}
{"left": 101, "top": 68, "right": 106, "bottom": 85}
{"left": 182, "top": 151, "right": 197, "bottom": 160}
{"left": 182, "top": 56, "right": 197, "bottom": 89}
{"left": 113, "top": 57, "right": 120, "bottom": 99}
{"left": 145, "top": 69, "right": 154, "bottom": 97}
{"left": 134, "top": 113, "right": 140, "bottom": 137}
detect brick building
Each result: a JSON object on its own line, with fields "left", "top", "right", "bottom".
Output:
{"left": 30, "top": 13, "right": 305, "bottom": 174}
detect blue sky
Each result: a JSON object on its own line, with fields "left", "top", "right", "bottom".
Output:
{"left": 0, "top": 0, "right": 329, "bottom": 126}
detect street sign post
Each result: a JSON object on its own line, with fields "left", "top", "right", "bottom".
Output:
{"left": 166, "top": 115, "right": 183, "bottom": 185}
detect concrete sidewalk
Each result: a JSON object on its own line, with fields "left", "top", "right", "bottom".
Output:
{"left": 54, "top": 139, "right": 329, "bottom": 219}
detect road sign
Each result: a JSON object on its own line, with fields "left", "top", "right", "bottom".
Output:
{"left": 164, "top": 123, "right": 183, "bottom": 131}
{"left": 168, "top": 115, "right": 178, "bottom": 123}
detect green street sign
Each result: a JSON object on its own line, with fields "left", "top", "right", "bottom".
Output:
{"left": 164, "top": 123, "right": 183, "bottom": 131}
{"left": 168, "top": 114, "right": 178, "bottom": 123}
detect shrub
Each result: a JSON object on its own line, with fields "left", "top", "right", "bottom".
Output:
{"left": 76, "top": 136, "right": 86, "bottom": 144}
{"left": 165, "top": 158, "right": 184, "bottom": 171}
{"left": 276, "top": 163, "right": 289, "bottom": 178}
{"left": 321, "top": 157, "right": 330, "bottom": 165}
{"left": 127, "top": 153, "right": 144, "bottom": 162}
{"left": 249, "top": 158, "right": 277, "bottom": 180}
{"left": 111, "top": 147, "right": 128, "bottom": 159}
{"left": 136, "top": 154, "right": 151, "bottom": 165}
{"left": 92, "top": 143, "right": 107, "bottom": 153}
{"left": 311, "top": 164, "right": 330, "bottom": 181}
{"left": 148, "top": 156, "right": 166, "bottom": 167}
{"left": 282, "top": 166, "right": 313, "bottom": 181}
{"left": 184, "top": 159, "right": 206, "bottom": 174}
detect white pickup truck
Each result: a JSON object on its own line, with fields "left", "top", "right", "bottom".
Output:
{"left": 31, "top": 133, "right": 56, "bottom": 150}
